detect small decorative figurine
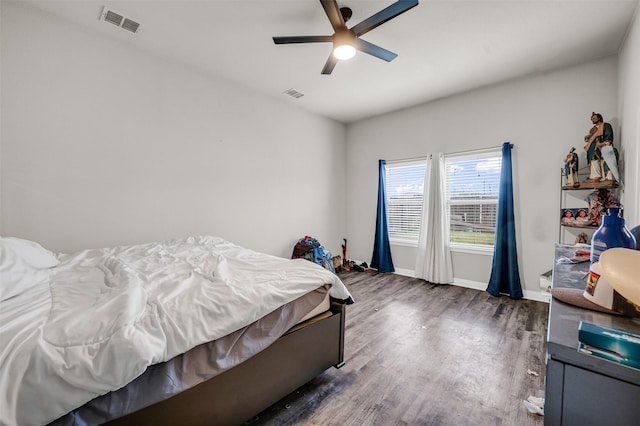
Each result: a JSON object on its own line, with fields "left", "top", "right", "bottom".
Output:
{"left": 575, "top": 232, "right": 590, "bottom": 245}
{"left": 563, "top": 147, "right": 579, "bottom": 187}
{"left": 584, "top": 189, "right": 619, "bottom": 227}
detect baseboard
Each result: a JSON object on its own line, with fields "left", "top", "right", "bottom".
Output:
{"left": 391, "top": 271, "right": 550, "bottom": 303}
{"left": 452, "top": 278, "right": 488, "bottom": 292}
{"left": 524, "top": 290, "right": 551, "bottom": 303}
{"left": 393, "top": 267, "right": 416, "bottom": 278}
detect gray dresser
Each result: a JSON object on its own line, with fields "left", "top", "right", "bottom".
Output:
{"left": 544, "top": 244, "right": 640, "bottom": 425}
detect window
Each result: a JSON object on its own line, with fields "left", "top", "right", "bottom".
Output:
{"left": 444, "top": 149, "right": 502, "bottom": 251}
{"left": 385, "top": 160, "right": 427, "bottom": 245}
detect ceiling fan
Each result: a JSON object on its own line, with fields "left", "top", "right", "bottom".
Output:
{"left": 272, "top": 0, "right": 419, "bottom": 75}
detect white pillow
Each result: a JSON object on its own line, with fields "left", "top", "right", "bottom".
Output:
{"left": 0, "top": 237, "right": 59, "bottom": 301}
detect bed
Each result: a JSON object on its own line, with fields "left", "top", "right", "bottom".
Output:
{"left": 0, "top": 235, "right": 353, "bottom": 426}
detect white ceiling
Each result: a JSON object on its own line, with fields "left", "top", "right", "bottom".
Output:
{"left": 21, "top": 0, "right": 639, "bottom": 123}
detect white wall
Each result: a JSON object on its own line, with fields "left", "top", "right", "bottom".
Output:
{"left": 346, "top": 57, "right": 620, "bottom": 298}
{"left": 619, "top": 4, "right": 640, "bottom": 227}
{"left": 0, "top": 2, "right": 4, "bottom": 232}
{"left": 1, "top": 1, "right": 637, "bottom": 293}
{"left": 0, "top": 1, "right": 347, "bottom": 257}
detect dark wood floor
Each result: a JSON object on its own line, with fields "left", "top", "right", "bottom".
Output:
{"left": 247, "top": 270, "right": 549, "bottom": 426}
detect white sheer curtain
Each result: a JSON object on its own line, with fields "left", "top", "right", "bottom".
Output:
{"left": 415, "top": 153, "right": 454, "bottom": 284}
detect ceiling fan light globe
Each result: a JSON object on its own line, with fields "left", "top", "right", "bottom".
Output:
{"left": 333, "top": 45, "right": 356, "bottom": 60}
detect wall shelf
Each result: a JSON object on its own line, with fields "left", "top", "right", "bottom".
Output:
{"left": 560, "top": 223, "right": 598, "bottom": 230}
{"left": 558, "top": 167, "right": 620, "bottom": 245}
{"left": 561, "top": 180, "right": 618, "bottom": 191}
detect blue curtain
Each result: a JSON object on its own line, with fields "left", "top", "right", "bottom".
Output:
{"left": 486, "top": 143, "right": 523, "bottom": 299}
{"left": 371, "top": 160, "right": 395, "bottom": 273}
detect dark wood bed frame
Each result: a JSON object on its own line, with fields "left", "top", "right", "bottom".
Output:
{"left": 105, "top": 301, "right": 346, "bottom": 425}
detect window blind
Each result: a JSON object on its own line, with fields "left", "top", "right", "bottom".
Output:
{"left": 444, "top": 150, "right": 502, "bottom": 247}
{"left": 385, "top": 160, "right": 427, "bottom": 244}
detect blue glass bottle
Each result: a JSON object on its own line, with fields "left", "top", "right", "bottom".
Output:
{"left": 630, "top": 225, "right": 640, "bottom": 250}
{"left": 590, "top": 207, "right": 637, "bottom": 264}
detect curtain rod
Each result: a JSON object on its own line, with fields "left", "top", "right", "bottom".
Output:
{"left": 385, "top": 143, "right": 512, "bottom": 164}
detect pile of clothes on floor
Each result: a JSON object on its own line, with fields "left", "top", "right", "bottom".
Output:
{"left": 291, "top": 236, "right": 368, "bottom": 273}
{"left": 291, "top": 236, "right": 336, "bottom": 273}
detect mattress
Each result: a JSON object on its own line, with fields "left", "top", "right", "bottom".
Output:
{"left": 49, "top": 284, "right": 331, "bottom": 426}
{"left": 298, "top": 289, "right": 331, "bottom": 323}
{"left": 1, "top": 235, "right": 353, "bottom": 426}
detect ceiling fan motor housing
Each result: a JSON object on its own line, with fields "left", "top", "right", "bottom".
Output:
{"left": 333, "top": 28, "right": 356, "bottom": 48}
{"left": 340, "top": 7, "right": 353, "bottom": 23}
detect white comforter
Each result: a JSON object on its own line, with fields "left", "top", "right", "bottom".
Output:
{"left": 0, "top": 235, "right": 351, "bottom": 426}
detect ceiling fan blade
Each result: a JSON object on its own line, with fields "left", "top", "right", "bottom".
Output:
{"left": 354, "top": 38, "right": 398, "bottom": 62}
{"left": 321, "top": 54, "right": 338, "bottom": 75}
{"left": 351, "top": 0, "right": 419, "bottom": 37}
{"left": 320, "top": 0, "right": 346, "bottom": 31}
{"left": 273, "top": 35, "right": 333, "bottom": 44}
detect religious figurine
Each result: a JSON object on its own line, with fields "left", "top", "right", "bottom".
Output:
{"left": 585, "top": 189, "right": 619, "bottom": 226}
{"left": 575, "top": 232, "right": 590, "bottom": 245}
{"left": 563, "top": 147, "right": 579, "bottom": 187}
{"left": 583, "top": 112, "right": 618, "bottom": 183}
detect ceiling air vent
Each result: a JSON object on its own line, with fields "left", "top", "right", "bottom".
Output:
{"left": 283, "top": 88, "right": 304, "bottom": 99}
{"left": 100, "top": 7, "right": 140, "bottom": 34}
